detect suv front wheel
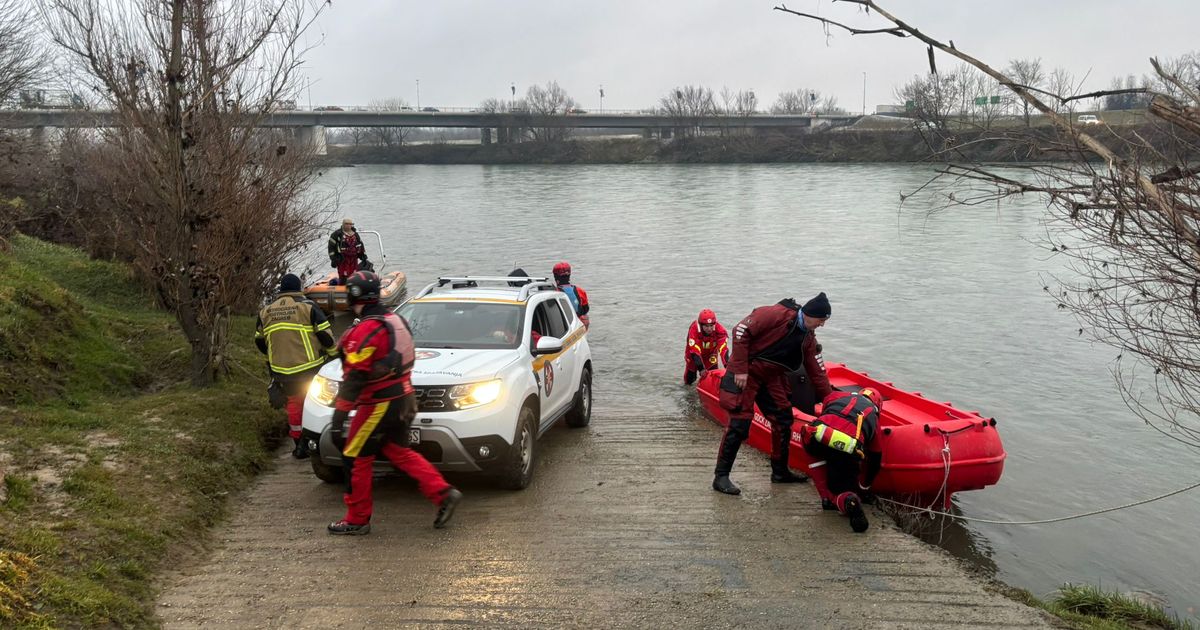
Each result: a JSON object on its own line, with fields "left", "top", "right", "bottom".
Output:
{"left": 565, "top": 366, "right": 592, "bottom": 428}
{"left": 498, "top": 404, "right": 537, "bottom": 490}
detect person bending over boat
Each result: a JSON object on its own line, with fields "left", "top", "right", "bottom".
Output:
{"left": 255, "top": 273, "right": 336, "bottom": 459}
{"left": 552, "top": 261, "right": 590, "bottom": 328}
{"left": 799, "top": 388, "right": 884, "bottom": 533}
{"left": 713, "top": 293, "right": 834, "bottom": 495}
{"left": 327, "top": 217, "right": 369, "bottom": 285}
{"left": 327, "top": 271, "right": 462, "bottom": 535}
{"left": 684, "top": 309, "right": 730, "bottom": 385}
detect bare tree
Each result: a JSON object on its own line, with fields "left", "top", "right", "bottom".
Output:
{"left": 524, "top": 81, "right": 577, "bottom": 142}
{"left": 367, "top": 97, "right": 411, "bottom": 147}
{"left": 1104, "top": 75, "right": 1153, "bottom": 111}
{"left": 1046, "top": 66, "right": 1077, "bottom": 114}
{"left": 478, "top": 97, "right": 506, "bottom": 114}
{"left": 772, "top": 88, "right": 843, "bottom": 114}
{"left": 895, "top": 73, "right": 960, "bottom": 130}
{"left": 778, "top": 2, "right": 1200, "bottom": 448}
{"left": 0, "top": 0, "right": 48, "bottom": 107}
{"left": 660, "top": 85, "right": 717, "bottom": 137}
{"left": 1006, "top": 58, "right": 1044, "bottom": 126}
{"left": 41, "top": 0, "right": 331, "bottom": 386}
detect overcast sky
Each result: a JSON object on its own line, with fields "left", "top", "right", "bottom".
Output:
{"left": 300, "top": 0, "right": 1198, "bottom": 112}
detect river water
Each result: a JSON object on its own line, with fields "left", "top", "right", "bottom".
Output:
{"left": 316, "top": 163, "right": 1200, "bottom": 618}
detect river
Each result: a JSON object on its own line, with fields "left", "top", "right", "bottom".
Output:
{"left": 314, "top": 163, "right": 1200, "bottom": 618}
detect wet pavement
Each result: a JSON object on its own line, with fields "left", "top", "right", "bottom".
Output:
{"left": 156, "top": 413, "right": 1052, "bottom": 629}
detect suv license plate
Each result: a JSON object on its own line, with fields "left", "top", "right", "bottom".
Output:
{"left": 408, "top": 428, "right": 421, "bottom": 444}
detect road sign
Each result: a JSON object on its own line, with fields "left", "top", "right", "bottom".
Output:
{"left": 905, "top": 100, "right": 915, "bottom": 111}
{"left": 990, "top": 95, "right": 1001, "bottom": 105}
{"left": 974, "top": 96, "right": 987, "bottom": 106}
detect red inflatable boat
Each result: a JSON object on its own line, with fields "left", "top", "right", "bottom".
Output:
{"left": 696, "top": 365, "right": 1005, "bottom": 507}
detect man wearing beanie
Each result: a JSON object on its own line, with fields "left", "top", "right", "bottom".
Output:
{"left": 255, "top": 273, "right": 337, "bottom": 458}
{"left": 712, "top": 292, "right": 834, "bottom": 496}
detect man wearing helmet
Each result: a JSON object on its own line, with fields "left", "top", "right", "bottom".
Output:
{"left": 327, "top": 271, "right": 462, "bottom": 535}
{"left": 799, "top": 388, "right": 885, "bottom": 533}
{"left": 552, "top": 261, "right": 590, "bottom": 328}
{"left": 713, "top": 293, "right": 834, "bottom": 495}
{"left": 684, "top": 309, "right": 730, "bottom": 385}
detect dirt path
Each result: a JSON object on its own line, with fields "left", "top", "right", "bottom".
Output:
{"left": 156, "top": 414, "right": 1050, "bottom": 629}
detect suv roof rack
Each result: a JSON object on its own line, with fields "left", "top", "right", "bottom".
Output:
{"left": 414, "top": 276, "right": 558, "bottom": 302}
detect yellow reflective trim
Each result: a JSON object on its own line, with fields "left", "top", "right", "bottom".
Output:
{"left": 343, "top": 401, "right": 389, "bottom": 457}
{"left": 262, "top": 322, "right": 313, "bottom": 335}
{"left": 299, "top": 326, "right": 315, "bottom": 363}
{"left": 345, "top": 345, "right": 377, "bottom": 365}
{"left": 531, "top": 328, "right": 587, "bottom": 370}
{"left": 413, "top": 297, "right": 525, "bottom": 305}
{"left": 270, "top": 357, "right": 325, "bottom": 374}
{"left": 315, "top": 320, "right": 332, "bottom": 332}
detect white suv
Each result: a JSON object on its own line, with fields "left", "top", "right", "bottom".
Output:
{"left": 301, "top": 276, "right": 593, "bottom": 490}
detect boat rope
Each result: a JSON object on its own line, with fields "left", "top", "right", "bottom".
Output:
{"left": 879, "top": 478, "right": 1200, "bottom": 525}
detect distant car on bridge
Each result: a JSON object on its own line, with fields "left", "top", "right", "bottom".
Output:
{"left": 567, "top": 108, "right": 587, "bottom": 114}
{"left": 422, "top": 107, "right": 440, "bottom": 113}
{"left": 313, "top": 106, "right": 344, "bottom": 112}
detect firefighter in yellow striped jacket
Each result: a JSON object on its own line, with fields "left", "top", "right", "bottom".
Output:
{"left": 256, "top": 273, "right": 336, "bottom": 458}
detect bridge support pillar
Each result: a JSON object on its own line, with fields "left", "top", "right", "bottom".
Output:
{"left": 481, "top": 128, "right": 493, "bottom": 145}
{"left": 30, "top": 126, "right": 48, "bottom": 145}
{"left": 295, "top": 125, "right": 327, "bottom": 155}
{"left": 661, "top": 128, "right": 674, "bottom": 139}
{"left": 642, "top": 128, "right": 653, "bottom": 139}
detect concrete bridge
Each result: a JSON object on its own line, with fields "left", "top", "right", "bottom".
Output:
{"left": 0, "top": 109, "right": 861, "bottom": 154}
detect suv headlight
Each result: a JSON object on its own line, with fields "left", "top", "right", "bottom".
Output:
{"left": 309, "top": 374, "right": 339, "bottom": 407}
{"left": 449, "top": 379, "right": 502, "bottom": 410}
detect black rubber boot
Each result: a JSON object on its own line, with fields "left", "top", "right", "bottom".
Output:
{"left": 434, "top": 488, "right": 462, "bottom": 529}
{"left": 821, "top": 498, "right": 838, "bottom": 511}
{"left": 291, "top": 437, "right": 310, "bottom": 460}
{"left": 714, "top": 420, "right": 749, "bottom": 478}
{"left": 327, "top": 520, "right": 370, "bottom": 535}
{"left": 770, "top": 459, "right": 809, "bottom": 484}
{"left": 844, "top": 495, "right": 869, "bottom": 533}
{"left": 712, "top": 475, "right": 741, "bottom": 495}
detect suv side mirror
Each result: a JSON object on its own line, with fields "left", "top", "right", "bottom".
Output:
{"left": 533, "top": 336, "right": 564, "bottom": 355}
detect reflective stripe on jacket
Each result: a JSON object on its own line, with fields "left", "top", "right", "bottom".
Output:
{"left": 256, "top": 292, "right": 333, "bottom": 376}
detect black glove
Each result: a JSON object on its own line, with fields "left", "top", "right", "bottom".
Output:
{"left": 331, "top": 409, "right": 349, "bottom": 449}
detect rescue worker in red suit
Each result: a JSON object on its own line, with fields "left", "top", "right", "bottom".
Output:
{"left": 713, "top": 292, "right": 834, "bottom": 495}
{"left": 327, "top": 217, "right": 368, "bottom": 285}
{"left": 553, "top": 262, "right": 590, "bottom": 328}
{"left": 327, "top": 271, "right": 462, "bottom": 535}
{"left": 800, "top": 388, "right": 884, "bottom": 533}
{"left": 684, "top": 309, "right": 730, "bottom": 385}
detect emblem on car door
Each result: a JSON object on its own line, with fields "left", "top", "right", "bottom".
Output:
{"left": 543, "top": 362, "right": 555, "bottom": 396}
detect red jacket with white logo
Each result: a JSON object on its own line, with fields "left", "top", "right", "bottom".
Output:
{"left": 685, "top": 321, "right": 730, "bottom": 371}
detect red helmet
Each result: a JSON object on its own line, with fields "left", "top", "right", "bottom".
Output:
{"left": 698, "top": 309, "right": 717, "bottom": 326}
{"left": 859, "top": 387, "right": 883, "bottom": 410}
{"left": 552, "top": 261, "right": 572, "bottom": 277}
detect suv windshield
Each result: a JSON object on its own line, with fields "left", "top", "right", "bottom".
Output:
{"left": 397, "top": 301, "right": 523, "bottom": 350}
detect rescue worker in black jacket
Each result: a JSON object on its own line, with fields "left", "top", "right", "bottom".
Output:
{"left": 327, "top": 218, "right": 368, "bottom": 284}
{"left": 714, "top": 292, "right": 834, "bottom": 495}
{"left": 255, "top": 273, "right": 335, "bottom": 458}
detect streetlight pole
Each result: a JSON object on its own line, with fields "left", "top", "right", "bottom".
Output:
{"left": 599, "top": 84, "right": 604, "bottom": 112}
{"left": 416, "top": 79, "right": 421, "bottom": 109}
{"left": 862, "top": 72, "right": 867, "bottom": 116}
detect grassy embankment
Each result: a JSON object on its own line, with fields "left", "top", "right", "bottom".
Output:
{"left": 0, "top": 235, "right": 282, "bottom": 628}
{"left": 996, "top": 583, "right": 1194, "bottom": 630}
